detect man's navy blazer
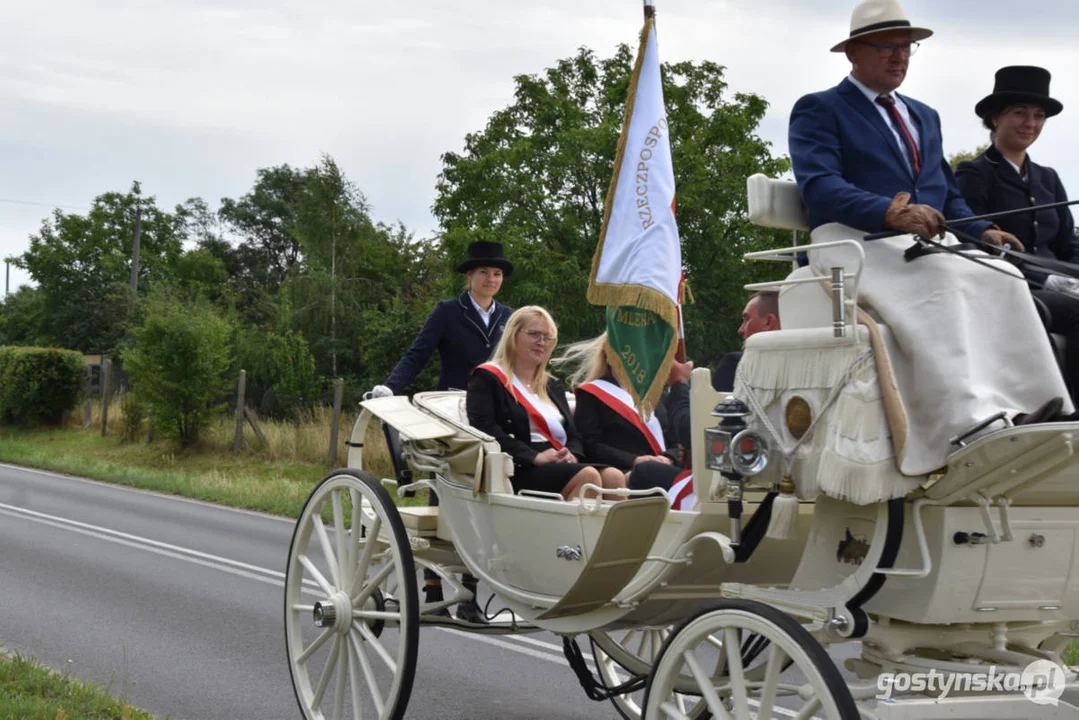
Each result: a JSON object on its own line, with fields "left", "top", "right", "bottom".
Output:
{"left": 789, "top": 77, "right": 990, "bottom": 237}
{"left": 384, "top": 291, "right": 513, "bottom": 393}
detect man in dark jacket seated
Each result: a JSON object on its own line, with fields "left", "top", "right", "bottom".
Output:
{"left": 713, "top": 292, "right": 780, "bottom": 392}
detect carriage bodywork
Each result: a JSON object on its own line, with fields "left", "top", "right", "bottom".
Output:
{"left": 283, "top": 176, "right": 1079, "bottom": 720}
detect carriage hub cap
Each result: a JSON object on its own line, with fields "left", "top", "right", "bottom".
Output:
{"left": 313, "top": 591, "right": 352, "bottom": 634}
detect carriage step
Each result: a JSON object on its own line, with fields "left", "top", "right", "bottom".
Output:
{"left": 397, "top": 506, "right": 439, "bottom": 536}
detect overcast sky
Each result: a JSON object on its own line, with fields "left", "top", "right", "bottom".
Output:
{"left": 2, "top": 0, "right": 1077, "bottom": 292}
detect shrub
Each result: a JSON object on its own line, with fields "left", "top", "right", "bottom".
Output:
{"left": 123, "top": 291, "right": 233, "bottom": 447}
{"left": 0, "top": 346, "right": 86, "bottom": 426}
{"left": 236, "top": 329, "right": 321, "bottom": 421}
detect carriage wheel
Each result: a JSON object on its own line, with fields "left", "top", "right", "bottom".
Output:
{"left": 591, "top": 629, "right": 709, "bottom": 720}
{"left": 643, "top": 600, "right": 858, "bottom": 720}
{"left": 285, "top": 469, "right": 420, "bottom": 720}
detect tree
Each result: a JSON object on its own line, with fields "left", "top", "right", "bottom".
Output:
{"left": 218, "top": 165, "right": 308, "bottom": 290}
{"left": 12, "top": 183, "right": 187, "bottom": 352}
{"left": 0, "top": 286, "right": 48, "bottom": 347}
{"left": 434, "top": 45, "right": 791, "bottom": 363}
{"left": 123, "top": 289, "right": 233, "bottom": 447}
{"left": 949, "top": 144, "right": 989, "bottom": 170}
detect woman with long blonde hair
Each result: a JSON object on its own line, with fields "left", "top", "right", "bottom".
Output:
{"left": 466, "top": 307, "right": 626, "bottom": 500}
{"left": 556, "top": 334, "right": 681, "bottom": 472}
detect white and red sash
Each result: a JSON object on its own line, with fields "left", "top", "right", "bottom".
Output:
{"left": 476, "top": 363, "right": 565, "bottom": 450}
{"left": 668, "top": 470, "right": 695, "bottom": 511}
{"left": 576, "top": 379, "right": 665, "bottom": 455}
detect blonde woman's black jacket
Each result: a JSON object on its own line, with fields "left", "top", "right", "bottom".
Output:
{"left": 573, "top": 374, "right": 680, "bottom": 471}
{"left": 956, "top": 145, "right": 1077, "bottom": 280}
{"left": 466, "top": 370, "right": 585, "bottom": 474}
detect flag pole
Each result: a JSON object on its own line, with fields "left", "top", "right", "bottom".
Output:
{"left": 643, "top": 0, "right": 685, "bottom": 364}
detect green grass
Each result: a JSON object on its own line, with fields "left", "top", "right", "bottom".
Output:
{"left": 1065, "top": 642, "right": 1079, "bottom": 667}
{"left": 0, "top": 413, "right": 417, "bottom": 520}
{"left": 0, "top": 652, "right": 153, "bottom": 720}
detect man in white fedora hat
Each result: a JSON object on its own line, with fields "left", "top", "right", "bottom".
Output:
{"left": 790, "top": 0, "right": 1014, "bottom": 245}
{"left": 779, "top": 0, "right": 1071, "bottom": 476}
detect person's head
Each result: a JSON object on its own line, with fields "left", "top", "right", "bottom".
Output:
{"left": 456, "top": 241, "right": 513, "bottom": 302}
{"left": 552, "top": 334, "right": 609, "bottom": 388}
{"left": 738, "top": 292, "right": 780, "bottom": 347}
{"left": 833, "top": 0, "right": 932, "bottom": 94}
{"left": 489, "top": 306, "right": 558, "bottom": 398}
{"left": 975, "top": 66, "right": 1062, "bottom": 156}
{"left": 846, "top": 28, "right": 915, "bottom": 94}
{"left": 465, "top": 266, "right": 505, "bottom": 302}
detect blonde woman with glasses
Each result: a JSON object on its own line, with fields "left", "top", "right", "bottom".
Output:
{"left": 466, "top": 307, "right": 626, "bottom": 500}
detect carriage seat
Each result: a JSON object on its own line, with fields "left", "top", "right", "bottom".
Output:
{"left": 746, "top": 173, "right": 808, "bottom": 232}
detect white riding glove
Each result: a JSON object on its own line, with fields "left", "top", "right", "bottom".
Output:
{"left": 1044, "top": 274, "right": 1079, "bottom": 298}
{"left": 369, "top": 384, "right": 394, "bottom": 399}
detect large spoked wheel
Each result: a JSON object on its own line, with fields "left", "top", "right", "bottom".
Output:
{"left": 592, "top": 628, "right": 708, "bottom": 720}
{"left": 643, "top": 600, "right": 858, "bottom": 720}
{"left": 285, "top": 469, "right": 420, "bottom": 720}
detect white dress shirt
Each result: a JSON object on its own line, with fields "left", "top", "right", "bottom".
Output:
{"left": 469, "top": 293, "right": 496, "bottom": 327}
{"left": 848, "top": 74, "right": 921, "bottom": 175}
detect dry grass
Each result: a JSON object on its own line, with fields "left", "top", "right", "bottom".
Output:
{"left": 71, "top": 395, "right": 392, "bottom": 474}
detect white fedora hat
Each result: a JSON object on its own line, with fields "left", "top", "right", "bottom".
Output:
{"left": 831, "top": 0, "right": 933, "bottom": 53}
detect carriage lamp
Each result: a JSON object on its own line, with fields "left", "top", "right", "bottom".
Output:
{"left": 706, "top": 398, "right": 771, "bottom": 546}
{"left": 705, "top": 398, "right": 770, "bottom": 477}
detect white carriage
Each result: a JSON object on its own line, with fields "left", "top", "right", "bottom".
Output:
{"left": 283, "top": 175, "right": 1079, "bottom": 719}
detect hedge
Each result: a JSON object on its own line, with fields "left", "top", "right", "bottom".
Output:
{"left": 0, "top": 346, "right": 86, "bottom": 426}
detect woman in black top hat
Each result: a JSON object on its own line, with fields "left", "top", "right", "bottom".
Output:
{"left": 369, "top": 240, "right": 515, "bottom": 624}
{"left": 955, "top": 66, "right": 1079, "bottom": 404}
{"left": 372, "top": 241, "right": 515, "bottom": 396}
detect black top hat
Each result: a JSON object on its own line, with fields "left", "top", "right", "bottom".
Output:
{"left": 975, "top": 66, "right": 1063, "bottom": 119}
{"left": 455, "top": 241, "right": 513, "bottom": 276}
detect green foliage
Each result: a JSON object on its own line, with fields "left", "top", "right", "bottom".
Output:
{"left": 124, "top": 290, "right": 233, "bottom": 447}
{"left": 0, "top": 286, "right": 49, "bottom": 347}
{"left": 236, "top": 327, "right": 321, "bottom": 421}
{"left": 434, "top": 45, "right": 791, "bottom": 364}
{"left": 0, "top": 346, "right": 86, "bottom": 426}
{"left": 120, "top": 389, "right": 148, "bottom": 442}
{"left": 12, "top": 182, "right": 188, "bottom": 352}
{"left": 949, "top": 144, "right": 989, "bottom": 170}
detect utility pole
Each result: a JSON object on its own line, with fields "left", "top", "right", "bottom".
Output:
{"left": 129, "top": 206, "right": 142, "bottom": 309}
{"left": 330, "top": 203, "right": 337, "bottom": 377}
{"left": 4, "top": 261, "right": 8, "bottom": 301}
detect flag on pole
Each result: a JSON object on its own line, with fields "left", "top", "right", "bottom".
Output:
{"left": 587, "top": 13, "right": 681, "bottom": 419}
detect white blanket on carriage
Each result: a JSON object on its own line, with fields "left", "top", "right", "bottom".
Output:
{"left": 809, "top": 223, "right": 1072, "bottom": 476}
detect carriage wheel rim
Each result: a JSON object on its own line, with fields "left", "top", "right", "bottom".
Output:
{"left": 643, "top": 600, "right": 859, "bottom": 720}
{"left": 592, "top": 628, "right": 710, "bottom": 720}
{"left": 284, "top": 470, "right": 419, "bottom": 720}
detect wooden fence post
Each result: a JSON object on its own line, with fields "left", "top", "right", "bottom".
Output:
{"left": 328, "top": 378, "right": 344, "bottom": 468}
{"left": 83, "top": 364, "right": 93, "bottom": 428}
{"left": 100, "top": 357, "right": 110, "bottom": 437}
{"left": 233, "top": 369, "right": 247, "bottom": 455}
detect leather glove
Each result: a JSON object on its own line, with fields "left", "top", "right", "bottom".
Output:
{"left": 883, "top": 192, "right": 946, "bottom": 239}
{"left": 1044, "top": 274, "right": 1079, "bottom": 298}
{"left": 981, "top": 228, "right": 1025, "bottom": 252}
{"left": 369, "top": 384, "right": 394, "bottom": 399}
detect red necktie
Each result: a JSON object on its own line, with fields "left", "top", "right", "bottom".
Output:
{"left": 876, "top": 94, "right": 921, "bottom": 176}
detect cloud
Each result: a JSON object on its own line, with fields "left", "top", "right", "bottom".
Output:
{"left": 1, "top": 0, "right": 1076, "bottom": 293}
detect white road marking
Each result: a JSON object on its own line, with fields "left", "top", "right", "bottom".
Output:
{"left": 0, "top": 502, "right": 286, "bottom": 586}
{"left": 0, "top": 500, "right": 578, "bottom": 666}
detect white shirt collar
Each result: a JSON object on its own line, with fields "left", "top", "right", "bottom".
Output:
{"left": 848, "top": 74, "right": 905, "bottom": 109}
{"left": 469, "top": 293, "right": 496, "bottom": 326}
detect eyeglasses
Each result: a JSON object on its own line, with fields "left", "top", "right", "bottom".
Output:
{"left": 521, "top": 330, "right": 556, "bottom": 344}
{"left": 857, "top": 40, "right": 919, "bottom": 57}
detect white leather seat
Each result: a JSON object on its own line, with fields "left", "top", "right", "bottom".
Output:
{"left": 746, "top": 173, "right": 808, "bottom": 232}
